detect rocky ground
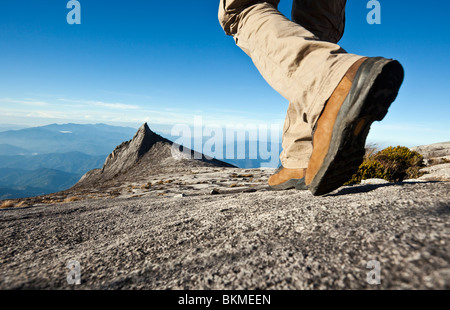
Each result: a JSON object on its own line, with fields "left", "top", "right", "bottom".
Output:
{"left": 0, "top": 167, "right": 449, "bottom": 290}
{"left": 413, "top": 141, "right": 450, "bottom": 181}
{"left": 1, "top": 127, "right": 449, "bottom": 290}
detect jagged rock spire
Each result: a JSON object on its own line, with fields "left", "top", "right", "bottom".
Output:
{"left": 100, "top": 123, "right": 167, "bottom": 179}
{"left": 75, "top": 122, "right": 235, "bottom": 188}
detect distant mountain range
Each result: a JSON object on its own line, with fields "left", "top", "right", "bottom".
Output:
{"left": 0, "top": 124, "right": 29, "bottom": 133}
{"left": 0, "top": 168, "right": 81, "bottom": 200}
{"left": 0, "top": 123, "right": 282, "bottom": 200}
{"left": 2, "top": 122, "right": 447, "bottom": 201}
{"left": 0, "top": 123, "right": 137, "bottom": 156}
{"left": 0, "top": 144, "right": 32, "bottom": 156}
{"left": 0, "top": 152, "right": 105, "bottom": 175}
{"left": 0, "top": 123, "right": 138, "bottom": 199}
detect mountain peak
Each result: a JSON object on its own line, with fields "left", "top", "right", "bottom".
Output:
{"left": 135, "top": 122, "right": 150, "bottom": 137}
{"left": 99, "top": 123, "right": 168, "bottom": 179}
{"left": 75, "top": 122, "right": 234, "bottom": 188}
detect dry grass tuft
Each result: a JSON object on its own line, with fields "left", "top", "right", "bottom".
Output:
{"left": 141, "top": 183, "right": 152, "bottom": 190}
{"left": 14, "top": 201, "right": 28, "bottom": 208}
{"left": 1, "top": 200, "right": 15, "bottom": 209}
{"left": 64, "top": 196, "right": 80, "bottom": 203}
{"left": 238, "top": 174, "right": 254, "bottom": 178}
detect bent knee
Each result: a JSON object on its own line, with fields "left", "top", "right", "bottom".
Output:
{"left": 218, "top": 0, "right": 280, "bottom": 35}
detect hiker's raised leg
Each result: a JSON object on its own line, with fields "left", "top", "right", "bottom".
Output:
{"left": 291, "top": 0, "right": 347, "bottom": 44}
{"left": 218, "top": 1, "right": 403, "bottom": 195}
{"left": 218, "top": 0, "right": 361, "bottom": 141}
{"left": 219, "top": 0, "right": 361, "bottom": 171}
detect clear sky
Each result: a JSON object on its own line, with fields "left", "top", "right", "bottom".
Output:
{"left": 0, "top": 0, "right": 449, "bottom": 147}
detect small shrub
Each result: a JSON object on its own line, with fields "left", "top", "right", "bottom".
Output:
{"left": 345, "top": 146, "right": 424, "bottom": 185}
{"left": 375, "top": 146, "right": 424, "bottom": 181}
{"left": 363, "top": 143, "right": 380, "bottom": 161}
{"left": 345, "top": 160, "right": 386, "bottom": 185}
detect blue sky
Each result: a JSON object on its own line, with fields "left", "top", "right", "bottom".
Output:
{"left": 0, "top": 0, "right": 449, "bottom": 147}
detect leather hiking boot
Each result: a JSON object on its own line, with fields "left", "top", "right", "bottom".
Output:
{"left": 306, "top": 57, "right": 404, "bottom": 196}
{"left": 268, "top": 166, "right": 307, "bottom": 190}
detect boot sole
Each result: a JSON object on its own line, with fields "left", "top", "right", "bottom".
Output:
{"left": 308, "top": 57, "right": 405, "bottom": 196}
{"left": 269, "top": 178, "right": 307, "bottom": 191}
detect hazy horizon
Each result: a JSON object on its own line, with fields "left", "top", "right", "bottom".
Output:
{"left": 1, "top": 121, "right": 448, "bottom": 151}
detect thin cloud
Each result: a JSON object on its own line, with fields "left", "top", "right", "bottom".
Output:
{"left": 0, "top": 98, "right": 50, "bottom": 107}
{"left": 25, "top": 111, "right": 70, "bottom": 119}
{"left": 57, "top": 98, "right": 140, "bottom": 110}
{"left": 100, "top": 90, "right": 153, "bottom": 100}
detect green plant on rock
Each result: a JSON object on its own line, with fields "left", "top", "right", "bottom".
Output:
{"left": 345, "top": 146, "right": 424, "bottom": 185}
{"left": 345, "top": 159, "right": 386, "bottom": 185}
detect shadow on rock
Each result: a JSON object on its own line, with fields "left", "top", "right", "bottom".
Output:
{"left": 327, "top": 181, "right": 440, "bottom": 197}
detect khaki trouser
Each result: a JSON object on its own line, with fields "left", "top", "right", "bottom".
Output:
{"left": 218, "top": 0, "right": 364, "bottom": 168}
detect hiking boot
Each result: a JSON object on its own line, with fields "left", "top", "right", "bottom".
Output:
{"left": 305, "top": 57, "right": 404, "bottom": 196}
{"left": 268, "top": 166, "right": 307, "bottom": 190}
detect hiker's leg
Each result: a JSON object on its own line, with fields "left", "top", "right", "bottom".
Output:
{"left": 291, "top": 0, "right": 347, "bottom": 44}
{"left": 218, "top": 0, "right": 281, "bottom": 36}
{"left": 279, "top": 0, "right": 348, "bottom": 169}
{"left": 218, "top": 0, "right": 362, "bottom": 168}
{"left": 279, "top": 102, "right": 312, "bottom": 169}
